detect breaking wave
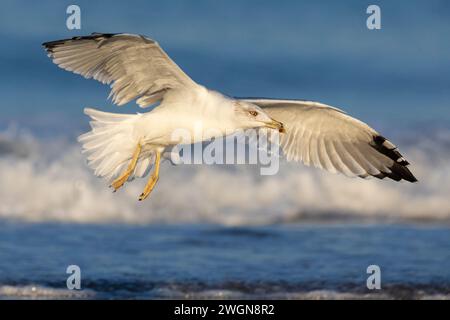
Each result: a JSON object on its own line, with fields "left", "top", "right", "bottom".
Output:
{"left": 0, "top": 127, "right": 449, "bottom": 225}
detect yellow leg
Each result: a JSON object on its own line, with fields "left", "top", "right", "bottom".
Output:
{"left": 138, "top": 151, "right": 161, "bottom": 201}
{"left": 110, "top": 143, "right": 142, "bottom": 192}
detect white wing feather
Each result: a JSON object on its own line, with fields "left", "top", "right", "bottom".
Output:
{"left": 241, "top": 98, "right": 417, "bottom": 182}
{"left": 43, "top": 33, "right": 196, "bottom": 107}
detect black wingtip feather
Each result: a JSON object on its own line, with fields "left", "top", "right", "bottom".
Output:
{"left": 42, "top": 32, "right": 120, "bottom": 52}
{"left": 372, "top": 135, "right": 409, "bottom": 166}
{"left": 389, "top": 162, "right": 418, "bottom": 182}
{"left": 369, "top": 135, "right": 418, "bottom": 183}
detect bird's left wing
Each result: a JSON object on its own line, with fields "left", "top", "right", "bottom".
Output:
{"left": 43, "top": 33, "right": 197, "bottom": 107}
{"left": 240, "top": 98, "right": 417, "bottom": 182}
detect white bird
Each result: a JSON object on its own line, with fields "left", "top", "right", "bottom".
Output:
{"left": 43, "top": 33, "right": 417, "bottom": 201}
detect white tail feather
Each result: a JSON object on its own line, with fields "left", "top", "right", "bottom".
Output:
{"left": 78, "top": 108, "right": 153, "bottom": 181}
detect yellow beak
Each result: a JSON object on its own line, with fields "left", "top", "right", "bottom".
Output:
{"left": 265, "top": 118, "right": 285, "bottom": 133}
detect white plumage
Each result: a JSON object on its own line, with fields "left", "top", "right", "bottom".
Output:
{"left": 78, "top": 108, "right": 150, "bottom": 181}
{"left": 43, "top": 32, "right": 416, "bottom": 200}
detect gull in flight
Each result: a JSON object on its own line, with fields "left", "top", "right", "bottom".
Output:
{"left": 43, "top": 33, "right": 417, "bottom": 201}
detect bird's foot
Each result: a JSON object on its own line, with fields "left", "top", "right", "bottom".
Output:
{"left": 109, "top": 143, "right": 142, "bottom": 192}
{"left": 110, "top": 172, "right": 130, "bottom": 192}
{"left": 138, "top": 176, "right": 159, "bottom": 201}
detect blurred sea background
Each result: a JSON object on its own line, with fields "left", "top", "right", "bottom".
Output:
{"left": 0, "top": 0, "right": 449, "bottom": 299}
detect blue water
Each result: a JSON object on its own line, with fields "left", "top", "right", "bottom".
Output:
{"left": 0, "top": 1, "right": 449, "bottom": 299}
{"left": 0, "top": 222, "right": 449, "bottom": 299}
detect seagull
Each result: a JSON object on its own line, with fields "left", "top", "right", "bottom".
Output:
{"left": 43, "top": 33, "right": 417, "bottom": 201}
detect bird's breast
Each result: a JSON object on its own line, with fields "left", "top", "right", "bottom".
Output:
{"left": 137, "top": 87, "right": 237, "bottom": 146}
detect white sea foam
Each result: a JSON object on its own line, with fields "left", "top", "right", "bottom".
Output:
{"left": 0, "top": 129, "right": 449, "bottom": 225}
{"left": 153, "top": 289, "right": 450, "bottom": 300}
{"left": 5, "top": 285, "right": 445, "bottom": 300}
{"left": 1, "top": 284, "right": 448, "bottom": 300}
{"left": 0, "top": 285, "right": 96, "bottom": 299}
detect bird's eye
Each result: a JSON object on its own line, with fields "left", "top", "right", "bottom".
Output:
{"left": 249, "top": 111, "right": 258, "bottom": 117}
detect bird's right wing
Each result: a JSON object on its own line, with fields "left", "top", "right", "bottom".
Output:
{"left": 241, "top": 98, "right": 417, "bottom": 182}
{"left": 43, "top": 33, "right": 197, "bottom": 107}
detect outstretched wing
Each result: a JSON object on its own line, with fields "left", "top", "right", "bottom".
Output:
{"left": 240, "top": 98, "right": 417, "bottom": 182}
{"left": 43, "top": 32, "right": 196, "bottom": 107}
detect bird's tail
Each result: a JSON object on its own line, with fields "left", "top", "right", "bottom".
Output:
{"left": 78, "top": 108, "right": 152, "bottom": 181}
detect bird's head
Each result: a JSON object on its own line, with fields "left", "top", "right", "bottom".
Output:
{"left": 233, "top": 101, "right": 285, "bottom": 133}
